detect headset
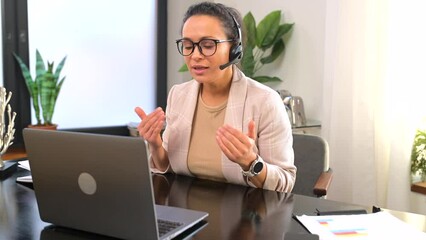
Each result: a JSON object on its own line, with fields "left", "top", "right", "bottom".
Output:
{"left": 219, "top": 12, "right": 243, "bottom": 70}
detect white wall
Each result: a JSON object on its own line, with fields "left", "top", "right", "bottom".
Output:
{"left": 167, "top": 0, "right": 327, "bottom": 122}
{"left": 167, "top": 0, "right": 205, "bottom": 88}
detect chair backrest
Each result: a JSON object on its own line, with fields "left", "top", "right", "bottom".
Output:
{"left": 292, "top": 133, "right": 330, "bottom": 197}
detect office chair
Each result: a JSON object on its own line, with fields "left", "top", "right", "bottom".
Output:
{"left": 292, "top": 133, "right": 333, "bottom": 198}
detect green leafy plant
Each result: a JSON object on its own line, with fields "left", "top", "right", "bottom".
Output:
{"left": 14, "top": 50, "right": 67, "bottom": 126}
{"left": 411, "top": 128, "right": 426, "bottom": 182}
{"left": 178, "top": 10, "right": 294, "bottom": 83}
{"left": 242, "top": 10, "right": 293, "bottom": 83}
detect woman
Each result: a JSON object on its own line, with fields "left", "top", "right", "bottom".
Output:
{"left": 135, "top": 2, "right": 296, "bottom": 192}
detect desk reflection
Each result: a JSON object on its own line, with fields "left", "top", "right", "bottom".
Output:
{"left": 154, "top": 174, "right": 294, "bottom": 240}
{"left": 4, "top": 169, "right": 424, "bottom": 239}
{"left": 40, "top": 226, "right": 118, "bottom": 240}
{"left": 31, "top": 173, "right": 294, "bottom": 240}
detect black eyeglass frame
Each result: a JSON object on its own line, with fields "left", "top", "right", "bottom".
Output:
{"left": 175, "top": 38, "right": 234, "bottom": 57}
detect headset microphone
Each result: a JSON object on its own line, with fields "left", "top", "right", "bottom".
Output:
{"left": 219, "top": 13, "right": 243, "bottom": 70}
{"left": 219, "top": 61, "right": 234, "bottom": 70}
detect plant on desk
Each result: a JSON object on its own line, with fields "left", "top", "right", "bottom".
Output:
{"left": 411, "top": 128, "right": 426, "bottom": 183}
{"left": 14, "top": 50, "right": 67, "bottom": 129}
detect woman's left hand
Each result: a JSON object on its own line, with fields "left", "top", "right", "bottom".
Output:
{"left": 216, "top": 120, "right": 257, "bottom": 170}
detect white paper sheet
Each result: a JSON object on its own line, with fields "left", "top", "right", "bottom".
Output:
{"left": 296, "top": 211, "right": 426, "bottom": 240}
{"left": 18, "top": 160, "right": 30, "bottom": 171}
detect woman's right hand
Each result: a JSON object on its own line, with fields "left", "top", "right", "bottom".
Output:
{"left": 134, "top": 107, "right": 165, "bottom": 148}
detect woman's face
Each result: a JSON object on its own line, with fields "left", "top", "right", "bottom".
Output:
{"left": 181, "top": 15, "right": 233, "bottom": 85}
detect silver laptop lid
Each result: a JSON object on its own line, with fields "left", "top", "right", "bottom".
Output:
{"left": 23, "top": 129, "right": 161, "bottom": 239}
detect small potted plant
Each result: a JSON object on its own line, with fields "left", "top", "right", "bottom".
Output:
{"left": 14, "top": 50, "right": 67, "bottom": 129}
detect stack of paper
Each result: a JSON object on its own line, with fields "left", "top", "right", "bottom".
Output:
{"left": 16, "top": 160, "right": 33, "bottom": 183}
{"left": 296, "top": 212, "right": 426, "bottom": 239}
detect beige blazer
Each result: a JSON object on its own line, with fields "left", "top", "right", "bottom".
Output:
{"left": 150, "top": 66, "right": 296, "bottom": 192}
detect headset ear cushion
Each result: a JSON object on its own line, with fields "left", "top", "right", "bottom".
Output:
{"left": 229, "top": 43, "right": 243, "bottom": 64}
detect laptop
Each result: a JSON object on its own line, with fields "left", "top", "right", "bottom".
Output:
{"left": 23, "top": 128, "right": 208, "bottom": 240}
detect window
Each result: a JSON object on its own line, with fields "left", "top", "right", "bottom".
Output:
{"left": 2, "top": 0, "right": 167, "bottom": 147}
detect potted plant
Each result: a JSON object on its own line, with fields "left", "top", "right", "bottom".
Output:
{"left": 14, "top": 50, "right": 67, "bottom": 129}
{"left": 179, "top": 10, "right": 294, "bottom": 84}
{"left": 411, "top": 128, "right": 426, "bottom": 183}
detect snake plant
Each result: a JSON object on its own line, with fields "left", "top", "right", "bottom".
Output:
{"left": 14, "top": 50, "right": 67, "bottom": 126}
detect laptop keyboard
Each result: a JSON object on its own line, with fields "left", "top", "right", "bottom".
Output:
{"left": 158, "top": 219, "right": 183, "bottom": 237}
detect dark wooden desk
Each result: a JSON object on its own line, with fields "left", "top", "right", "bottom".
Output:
{"left": 0, "top": 168, "right": 424, "bottom": 240}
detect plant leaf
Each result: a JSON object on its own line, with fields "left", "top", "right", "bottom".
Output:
{"left": 243, "top": 12, "right": 256, "bottom": 48}
{"left": 252, "top": 76, "right": 282, "bottom": 83}
{"left": 271, "top": 23, "right": 294, "bottom": 46}
{"left": 13, "top": 52, "right": 42, "bottom": 124}
{"left": 54, "top": 55, "right": 67, "bottom": 84}
{"left": 256, "top": 10, "right": 281, "bottom": 50}
{"left": 280, "top": 23, "right": 294, "bottom": 35}
{"left": 40, "top": 72, "right": 55, "bottom": 124}
{"left": 260, "top": 39, "right": 285, "bottom": 64}
{"left": 13, "top": 53, "right": 34, "bottom": 90}
{"left": 241, "top": 45, "right": 255, "bottom": 77}
{"left": 48, "top": 76, "right": 66, "bottom": 124}
{"left": 178, "top": 64, "right": 188, "bottom": 72}
{"left": 35, "top": 49, "right": 46, "bottom": 80}
{"left": 35, "top": 50, "right": 46, "bottom": 101}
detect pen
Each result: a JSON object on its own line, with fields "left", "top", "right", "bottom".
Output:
{"left": 315, "top": 208, "right": 367, "bottom": 216}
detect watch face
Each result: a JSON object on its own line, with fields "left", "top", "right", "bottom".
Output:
{"left": 253, "top": 161, "right": 263, "bottom": 173}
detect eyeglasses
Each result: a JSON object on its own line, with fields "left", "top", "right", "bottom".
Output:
{"left": 176, "top": 38, "right": 234, "bottom": 57}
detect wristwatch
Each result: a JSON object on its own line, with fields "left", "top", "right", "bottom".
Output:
{"left": 241, "top": 156, "right": 264, "bottom": 177}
